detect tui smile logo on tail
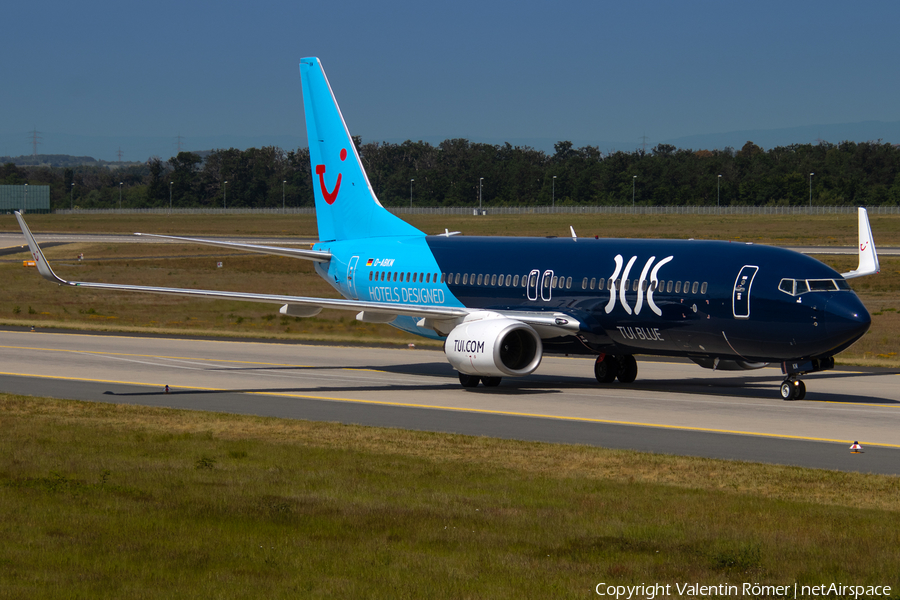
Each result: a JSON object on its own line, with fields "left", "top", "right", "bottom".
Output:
{"left": 316, "top": 148, "right": 347, "bottom": 205}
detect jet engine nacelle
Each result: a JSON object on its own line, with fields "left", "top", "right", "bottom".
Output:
{"left": 445, "top": 312, "right": 543, "bottom": 377}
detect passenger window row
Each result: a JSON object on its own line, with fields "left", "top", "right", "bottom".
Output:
{"left": 580, "top": 277, "right": 707, "bottom": 295}
{"left": 368, "top": 268, "right": 708, "bottom": 296}
{"left": 369, "top": 270, "right": 439, "bottom": 284}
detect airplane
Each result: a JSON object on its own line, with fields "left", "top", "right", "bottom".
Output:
{"left": 14, "top": 57, "right": 880, "bottom": 400}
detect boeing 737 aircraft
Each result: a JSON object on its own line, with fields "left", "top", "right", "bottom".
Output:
{"left": 15, "top": 57, "right": 880, "bottom": 400}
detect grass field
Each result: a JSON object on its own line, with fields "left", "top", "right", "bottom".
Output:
{"left": 2, "top": 212, "right": 899, "bottom": 363}
{"left": 3, "top": 393, "right": 900, "bottom": 598}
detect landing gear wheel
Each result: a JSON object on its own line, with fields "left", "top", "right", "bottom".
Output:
{"left": 594, "top": 354, "right": 619, "bottom": 383}
{"left": 458, "top": 372, "right": 481, "bottom": 388}
{"left": 481, "top": 376, "right": 502, "bottom": 387}
{"left": 617, "top": 355, "right": 638, "bottom": 384}
{"left": 780, "top": 379, "right": 805, "bottom": 400}
{"left": 780, "top": 381, "right": 793, "bottom": 400}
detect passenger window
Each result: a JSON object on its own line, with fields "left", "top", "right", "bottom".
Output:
{"left": 589, "top": 277, "right": 596, "bottom": 290}
{"left": 641, "top": 280, "right": 648, "bottom": 292}
{"left": 658, "top": 280, "right": 665, "bottom": 292}
{"left": 692, "top": 281, "right": 699, "bottom": 294}
{"left": 599, "top": 278, "right": 606, "bottom": 291}
{"left": 623, "top": 279, "right": 629, "bottom": 292}
{"left": 666, "top": 281, "right": 673, "bottom": 293}
{"left": 440, "top": 273, "right": 445, "bottom": 283}
{"left": 462, "top": 274, "right": 468, "bottom": 285}
{"left": 412, "top": 273, "right": 417, "bottom": 283}
{"left": 701, "top": 282, "right": 708, "bottom": 294}
{"left": 455, "top": 273, "right": 460, "bottom": 284}
{"left": 582, "top": 277, "right": 588, "bottom": 290}
{"left": 566, "top": 277, "right": 572, "bottom": 289}
{"left": 505, "top": 275, "right": 511, "bottom": 286}
{"left": 675, "top": 281, "right": 682, "bottom": 293}
{"left": 490, "top": 274, "right": 497, "bottom": 286}
{"left": 380, "top": 271, "right": 386, "bottom": 281}
{"left": 513, "top": 275, "right": 519, "bottom": 287}
{"left": 551, "top": 276, "right": 558, "bottom": 288}
{"left": 368, "top": 272, "right": 373, "bottom": 281}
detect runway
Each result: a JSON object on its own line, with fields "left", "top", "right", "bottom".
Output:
{"left": 2, "top": 329, "right": 899, "bottom": 475}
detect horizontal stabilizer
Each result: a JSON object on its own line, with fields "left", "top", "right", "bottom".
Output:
{"left": 133, "top": 232, "right": 331, "bottom": 262}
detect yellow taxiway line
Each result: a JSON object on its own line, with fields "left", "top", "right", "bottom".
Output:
{"left": 1, "top": 369, "right": 899, "bottom": 450}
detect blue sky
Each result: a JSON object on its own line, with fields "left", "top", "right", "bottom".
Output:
{"left": 2, "top": 0, "right": 899, "bottom": 160}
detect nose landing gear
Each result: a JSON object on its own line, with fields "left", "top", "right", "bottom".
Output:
{"left": 780, "top": 378, "right": 806, "bottom": 400}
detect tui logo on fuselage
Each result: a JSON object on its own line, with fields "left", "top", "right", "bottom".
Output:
{"left": 316, "top": 148, "right": 347, "bottom": 205}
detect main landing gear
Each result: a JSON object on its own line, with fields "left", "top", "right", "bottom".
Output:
{"left": 780, "top": 378, "right": 806, "bottom": 400}
{"left": 458, "top": 373, "right": 502, "bottom": 388}
{"left": 594, "top": 354, "right": 637, "bottom": 384}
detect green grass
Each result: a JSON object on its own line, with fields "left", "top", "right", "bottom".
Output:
{"left": 2, "top": 393, "right": 900, "bottom": 598}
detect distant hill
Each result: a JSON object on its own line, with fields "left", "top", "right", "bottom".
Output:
{"left": 0, "top": 154, "right": 144, "bottom": 168}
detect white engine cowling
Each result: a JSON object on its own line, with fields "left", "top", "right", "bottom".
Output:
{"left": 445, "top": 312, "right": 543, "bottom": 377}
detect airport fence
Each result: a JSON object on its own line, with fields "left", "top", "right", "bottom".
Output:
{"left": 51, "top": 205, "right": 900, "bottom": 216}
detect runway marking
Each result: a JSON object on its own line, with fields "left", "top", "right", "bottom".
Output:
{"left": 2, "top": 370, "right": 900, "bottom": 450}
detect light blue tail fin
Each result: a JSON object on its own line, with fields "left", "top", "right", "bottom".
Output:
{"left": 300, "top": 58, "right": 423, "bottom": 242}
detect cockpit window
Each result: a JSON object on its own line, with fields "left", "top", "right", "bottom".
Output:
{"left": 778, "top": 277, "right": 847, "bottom": 296}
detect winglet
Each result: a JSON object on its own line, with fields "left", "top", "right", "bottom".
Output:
{"left": 841, "top": 207, "right": 880, "bottom": 279}
{"left": 14, "top": 211, "right": 70, "bottom": 285}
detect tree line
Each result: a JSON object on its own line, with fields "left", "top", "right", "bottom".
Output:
{"left": 3, "top": 138, "right": 900, "bottom": 210}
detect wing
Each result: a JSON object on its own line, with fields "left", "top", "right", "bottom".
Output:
{"left": 841, "top": 207, "right": 880, "bottom": 279}
{"left": 15, "top": 212, "right": 467, "bottom": 321}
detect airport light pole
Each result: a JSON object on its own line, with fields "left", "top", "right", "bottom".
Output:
{"left": 410, "top": 179, "right": 414, "bottom": 209}
{"left": 24, "top": 183, "right": 27, "bottom": 214}
{"left": 632, "top": 175, "right": 636, "bottom": 209}
{"left": 479, "top": 177, "right": 483, "bottom": 211}
{"left": 169, "top": 182, "right": 172, "bottom": 213}
{"left": 283, "top": 180, "right": 286, "bottom": 214}
{"left": 717, "top": 174, "right": 722, "bottom": 208}
{"left": 809, "top": 172, "right": 814, "bottom": 207}
{"left": 224, "top": 181, "right": 227, "bottom": 210}
{"left": 552, "top": 176, "right": 556, "bottom": 209}
{"left": 70, "top": 182, "right": 74, "bottom": 210}
{"left": 119, "top": 182, "right": 123, "bottom": 209}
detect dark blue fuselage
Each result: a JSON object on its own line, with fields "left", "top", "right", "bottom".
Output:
{"left": 424, "top": 236, "right": 869, "bottom": 362}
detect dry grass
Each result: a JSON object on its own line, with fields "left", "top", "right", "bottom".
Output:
{"left": 3, "top": 393, "right": 900, "bottom": 597}
{"left": 4, "top": 211, "right": 900, "bottom": 245}
{"left": 2, "top": 213, "right": 898, "bottom": 362}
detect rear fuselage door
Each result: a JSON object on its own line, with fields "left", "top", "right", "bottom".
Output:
{"left": 732, "top": 265, "right": 759, "bottom": 319}
{"left": 347, "top": 255, "right": 360, "bottom": 300}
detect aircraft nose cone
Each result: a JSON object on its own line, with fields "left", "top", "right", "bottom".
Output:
{"left": 824, "top": 294, "right": 871, "bottom": 349}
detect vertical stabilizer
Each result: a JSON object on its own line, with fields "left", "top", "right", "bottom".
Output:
{"left": 300, "top": 58, "right": 422, "bottom": 242}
